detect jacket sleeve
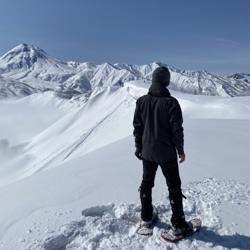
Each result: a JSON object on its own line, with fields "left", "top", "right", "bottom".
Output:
{"left": 169, "top": 99, "right": 184, "bottom": 155}
{"left": 133, "top": 99, "right": 143, "bottom": 151}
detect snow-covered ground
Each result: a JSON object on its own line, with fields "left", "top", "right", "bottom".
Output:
{"left": 0, "top": 81, "right": 250, "bottom": 249}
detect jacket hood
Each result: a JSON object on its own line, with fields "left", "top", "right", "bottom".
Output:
{"left": 148, "top": 82, "right": 171, "bottom": 97}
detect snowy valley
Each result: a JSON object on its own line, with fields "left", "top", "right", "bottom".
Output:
{"left": 0, "top": 44, "right": 250, "bottom": 249}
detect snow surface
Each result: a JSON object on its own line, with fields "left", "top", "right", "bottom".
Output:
{"left": 0, "top": 81, "right": 250, "bottom": 249}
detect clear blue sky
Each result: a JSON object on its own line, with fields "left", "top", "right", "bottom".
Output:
{"left": 0, "top": 0, "right": 249, "bottom": 73}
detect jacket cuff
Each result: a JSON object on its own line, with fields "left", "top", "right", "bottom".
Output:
{"left": 135, "top": 142, "right": 142, "bottom": 152}
{"left": 177, "top": 147, "right": 184, "bottom": 155}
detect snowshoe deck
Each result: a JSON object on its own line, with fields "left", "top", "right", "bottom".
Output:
{"left": 136, "top": 209, "right": 158, "bottom": 236}
{"left": 160, "top": 218, "right": 201, "bottom": 243}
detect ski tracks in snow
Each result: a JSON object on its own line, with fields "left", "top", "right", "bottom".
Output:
{"left": 31, "top": 178, "right": 250, "bottom": 250}
{"left": 62, "top": 98, "right": 127, "bottom": 161}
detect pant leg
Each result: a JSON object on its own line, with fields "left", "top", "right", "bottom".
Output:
{"left": 139, "top": 159, "right": 158, "bottom": 221}
{"left": 159, "top": 159, "right": 185, "bottom": 225}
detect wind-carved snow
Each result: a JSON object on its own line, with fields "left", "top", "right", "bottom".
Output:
{"left": 1, "top": 43, "right": 250, "bottom": 99}
{"left": 39, "top": 178, "right": 250, "bottom": 250}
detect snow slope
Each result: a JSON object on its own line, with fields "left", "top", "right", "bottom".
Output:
{"left": 2, "top": 81, "right": 250, "bottom": 187}
{"left": 0, "top": 80, "right": 250, "bottom": 249}
{"left": 0, "top": 135, "right": 250, "bottom": 249}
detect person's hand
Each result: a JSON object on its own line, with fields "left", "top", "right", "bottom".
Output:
{"left": 178, "top": 153, "right": 185, "bottom": 163}
{"left": 135, "top": 149, "right": 143, "bottom": 160}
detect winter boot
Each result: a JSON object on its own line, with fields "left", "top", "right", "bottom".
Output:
{"left": 171, "top": 217, "right": 193, "bottom": 236}
{"left": 136, "top": 207, "right": 158, "bottom": 236}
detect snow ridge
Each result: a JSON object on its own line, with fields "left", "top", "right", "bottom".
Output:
{"left": 1, "top": 44, "right": 250, "bottom": 98}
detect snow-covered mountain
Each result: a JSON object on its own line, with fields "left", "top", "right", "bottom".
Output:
{"left": 1, "top": 43, "right": 250, "bottom": 98}
{"left": 0, "top": 75, "right": 36, "bottom": 98}
{"left": 229, "top": 73, "right": 250, "bottom": 81}
{"left": 0, "top": 44, "right": 76, "bottom": 91}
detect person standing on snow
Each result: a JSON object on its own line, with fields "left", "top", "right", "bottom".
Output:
{"left": 133, "top": 66, "right": 192, "bottom": 235}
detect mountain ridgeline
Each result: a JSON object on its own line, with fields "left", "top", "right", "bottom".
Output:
{"left": 0, "top": 43, "right": 250, "bottom": 98}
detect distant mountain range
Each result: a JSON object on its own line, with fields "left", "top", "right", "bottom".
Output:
{"left": 0, "top": 43, "right": 250, "bottom": 98}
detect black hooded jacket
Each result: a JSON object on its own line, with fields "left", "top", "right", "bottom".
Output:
{"left": 133, "top": 68, "right": 184, "bottom": 163}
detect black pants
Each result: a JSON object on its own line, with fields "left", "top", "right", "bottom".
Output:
{"left": 139, "top": 159, "right": 184, "bottom": 224}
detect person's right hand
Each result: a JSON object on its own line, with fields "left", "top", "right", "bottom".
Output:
{"left": 178, "top": 153, "right": 185, "bottom": 163}
{"left": 135, "top": 149, "right": 143, "bottom": 160}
